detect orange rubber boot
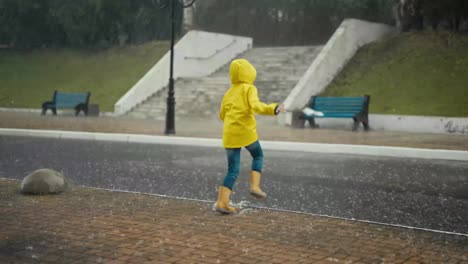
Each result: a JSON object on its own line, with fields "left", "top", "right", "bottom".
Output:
{"left": 215, "top": 186, "right": 238, "bottom": 214}
{"left": 250, "top": 171, "right": 267, "bottom": 199}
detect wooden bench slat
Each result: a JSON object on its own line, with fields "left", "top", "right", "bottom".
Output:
{"left": 314, "top": 105, "right": 365, "bottom": 109}
{"left": 317, "top": 113, "right": 356, "bottom": 118}
{"left": 314, "top": 99, "right": 365, "bottom": 102}
{"left": 314, "top": 98, "right": 365, "bottom": 102}
{"left": 314, "top": 100, "right": 365, "bottom": 104}
{"left": 315, "top": 102, "right": 365, "bottom": 106}
{"left": 314, "top": 96, "right": 364, "bottom": 99}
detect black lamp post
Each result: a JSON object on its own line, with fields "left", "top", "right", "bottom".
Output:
{"left": 157, "top": 0, "right": 196, "bottom": 135}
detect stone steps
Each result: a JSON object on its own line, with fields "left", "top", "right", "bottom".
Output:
{"left": 127, "top": 45, "right": 323, "bottom": 120}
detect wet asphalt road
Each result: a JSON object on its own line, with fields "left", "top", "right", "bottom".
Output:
{"left": 1, "top": 136, "right": 467, "bottom": 234}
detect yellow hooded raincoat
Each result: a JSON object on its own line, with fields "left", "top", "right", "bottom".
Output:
{"left": 219, "top": 59, "right": 278, "bottom": 148}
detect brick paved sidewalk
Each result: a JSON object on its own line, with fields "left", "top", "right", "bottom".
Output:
{"left": 1, "top": 179, "right": 467, "bottom": 264}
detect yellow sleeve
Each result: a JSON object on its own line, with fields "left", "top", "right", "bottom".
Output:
{"left": 248, "top": 86, "right": 278, "bottom": 115}
{"left": 219, "top": 97, "right": 226, "bottom": 121}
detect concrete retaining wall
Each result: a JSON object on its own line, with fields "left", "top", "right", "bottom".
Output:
{"left": 280, "top": 19, "right": 396, "bottom": 126}
{"left": 307, "top": 114, "right": 468, "bottom": 135}
{"left": 114, "top": 30, "right": 252, "bottom": 115}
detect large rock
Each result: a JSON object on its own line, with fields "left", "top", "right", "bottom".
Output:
{"left": 20, "top": 169, "right": 68, "bottom": 194}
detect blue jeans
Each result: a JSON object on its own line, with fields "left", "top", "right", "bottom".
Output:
{"left": 223, "top": 141, "right": 263, "bottom": 190}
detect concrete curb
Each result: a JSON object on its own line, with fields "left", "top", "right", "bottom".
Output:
{"left": 1, "top": 128, "right": 467, "bottom": 161}
{"left": 292, "top": 114, "right": 468, "bottom": 135}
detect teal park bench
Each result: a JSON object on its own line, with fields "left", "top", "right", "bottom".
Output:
{"left": 41, "top": 91, "right": 91, "bottom": 116}
{"left": 302, "top": 95, "right": 370, "bottom": 131}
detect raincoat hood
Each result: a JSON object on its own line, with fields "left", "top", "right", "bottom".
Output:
{"left": 229, "top": 59, "right": 257, "bottom": 85}
{"left": 220, "top": 58, "right": 278, "bottom": 148}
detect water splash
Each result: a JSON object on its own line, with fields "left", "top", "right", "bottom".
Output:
{"left": 212, "top": 200, "right": 256, "bottom": 213}
{"left": 231, "top": 200, "right": 252, "bottom": 209}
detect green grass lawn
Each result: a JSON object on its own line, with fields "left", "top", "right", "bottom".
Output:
{"left": 1, "top": 32, "right": 467, "bottom": 117}
{"left": 0, "top": 41, "right": 168, "bottom": 112}
{"left": 323, "top": 31, "right": 468, "bottom": 117}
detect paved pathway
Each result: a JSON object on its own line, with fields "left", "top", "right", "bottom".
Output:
{"left": 1, "top": 179, "right": 467, "bottom": 264}
{"left": 1, "top": 135, "right": 468, "bottom": 235}
{"left": 1, "top": 112, "right": 468, "bottom": 263}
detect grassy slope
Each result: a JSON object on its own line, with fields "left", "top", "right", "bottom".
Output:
{"left": 0, "top": 41, "right": 168, "bottom": 112}
{"left": 323, "top": 31, "right": 468, "bottom": 117}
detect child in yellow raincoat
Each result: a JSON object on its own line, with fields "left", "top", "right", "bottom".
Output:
{"left": 216, "top": 58, "right": 285, "bottom": 214}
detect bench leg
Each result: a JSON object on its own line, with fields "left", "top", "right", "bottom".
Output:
{"left": 75, "top": 104, "right": 88, "bottom": 116}
{"left": 308, "top": 118, "right": 319, "bottom": 129}
{"left": 42, "top": 105, "right": 57, "bottom": 115}
{"left": 352, "top": 117, "right": 360, "bottom": 131}
{"left": 41, "top": 102, "right": 52, "bottom": 115}
{"left": 353, "top": 114, "right": 370, "bottom": 131}
{"left": 353, "top": 117, "right": 366, "bottom": 131}
{"left": 362, "top": 116, "right": 370, "bottom": 131}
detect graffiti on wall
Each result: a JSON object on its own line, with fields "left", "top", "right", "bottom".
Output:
{"left": 444, "top": 121, "right": 468, "bottom": 134}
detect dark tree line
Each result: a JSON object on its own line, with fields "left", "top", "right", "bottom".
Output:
{"left": 193, "top": 0, "right": 468, "bottom": 46}
{"left": 0, "top": 0, "right": 183, "bottom": 49}
{"left": 395, "top": 0, "right": 468, "bottom": 32}
{"left": 1, "top": 0, "right": 466, "bottom": 49}
{"left": 193, "top": 0, "right": 396, "bottom": 46}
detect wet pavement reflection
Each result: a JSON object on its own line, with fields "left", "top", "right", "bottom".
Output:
{"left": 1, "top": 136, "right": 467, "bottom": 234}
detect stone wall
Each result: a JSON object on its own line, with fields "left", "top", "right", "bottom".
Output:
{"left": 298, "top": 114, "right": 468, "bottom": 135}
{"left": 280, "top": 19, "right": 396, "bottom": 126}
{"left": 114, "top": 31, "right": 252, "bottom": 115}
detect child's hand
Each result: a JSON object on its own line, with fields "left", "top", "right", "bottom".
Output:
{"left": 275, "top": 104, "right": 285, "bottom": 114}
